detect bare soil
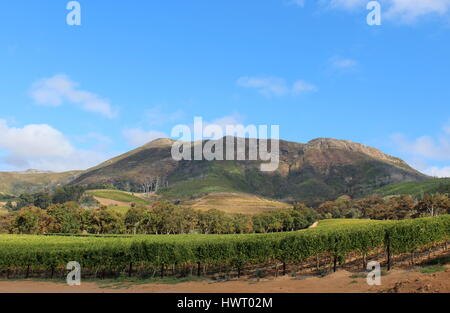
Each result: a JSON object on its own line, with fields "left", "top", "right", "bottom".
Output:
{"left": 93, "top": 196, "right": 130, "bottom": 207}
{"left": 0, "top": 265, "right": 447, "bottom": 293}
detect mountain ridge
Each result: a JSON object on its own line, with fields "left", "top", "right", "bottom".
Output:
{"left": 0, "top": 137, "right": 429, "bottom": 204}
{"left": 68, "top": 136, "right": 428, "bottom": 204}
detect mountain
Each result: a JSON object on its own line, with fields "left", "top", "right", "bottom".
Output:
{"left": 69, "top": 137, "right": 428, "bottom": 205}
{"left": 0, "top": 170, "right": 82, "bottom": 195}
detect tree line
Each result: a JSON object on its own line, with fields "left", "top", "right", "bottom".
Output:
{"left": 1, "top": 188, "right": 449, "bottom": 236}
{"left": 315, "top": 193, "right": 450, "bottom": 220}
{"left": 3, "top": 186, "right": 94, "bottom": 211}
{"left": 0, "top": 201, "right": 319, "bottom": 235}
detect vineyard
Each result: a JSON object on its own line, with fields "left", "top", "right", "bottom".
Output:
{"left": 0, "top": 215, "right": 448, "bottom": 279}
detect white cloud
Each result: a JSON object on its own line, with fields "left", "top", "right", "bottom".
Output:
{"left": 289, "top": 0, "right": 306, "bottom": 7}
{"left": 292, "top": 80, "right": 318, "bottom": 93}
{"left": 300, "top": 0, "right": 450, "bottom": 23}
{"left": 444, "top": 125, "right": 450, "bottom": 135}
{"left": 237, "top": 76, "right": 317, "bottom": 97}
{"left": 31, "top": 74, "right": 117, "bottom": 118}
{"left": 123, "top": 128, "right": 168, "bottom": 147}
{"left": 0, "top": 120, "right": 74, "bottom": 159}
{"left": 391, "top": 133, "right": 450, "bottom": 161}
{"left": 385, "top": 0, "right": 450, "bottom": 23}
{"left": 327, "top": 0, "right": 366, "bottom": 10}
{"left": 209, "top": 114, "right": 245, "bottom": 130}
{"left": 330, "top": 57, "right": 358, "bottom": 70}
{"left": 391, "top": 122, "right": 450, "bottom": 178}
{"left": 74, "top": 132, "right": 113, "bottom": 152}
{"left": 423, "top": 166, "right": 450, "bottom": 178}
{"left": 0, "top": 120, "right": 109, "bottom": 172}
{"left": 237, "top": 76, "right": 290, "bottom": 97}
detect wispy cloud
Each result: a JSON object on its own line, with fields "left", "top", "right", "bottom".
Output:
{"left": 292, "top": 81, "right": 318, "bottom": 94}
{"left": 391, "top": 122, "right": 450, "bottom": 177}
{"left": 122, "top": 128, "right": 168, "bottom": 147}
{"left": 296, "top": 0, "right": 450, "bottom": 23}
{"left": 289, "top": 0, "right": 306, "bottom": 7}
{"left": 237, "top": 76, "right": 317, "bottom": 97}
{"left": 385, "top": 0, "right": 450, "bottom": 23}
{"left": 330, "top": 56, "right": 358, "bottom": 70}
{"left": 30, "top": 74, "right": 117, "bottom": 118}
{"left": 181, "top": 113, "right": 247, "bottom": 140}
{"left": 0, "top": 120, "right": 110, "bottom": 172}
{"left": 391, "top": 133, "right": 450, "bottom": 161}
{"left": 146, "top": 106, "right": 184, "bottom": 127}
{"left": 425, "top": 166, "right": 450, "bottom": 178}
{"left": 326, "top": 0, "right": 366, "bottom": 11}
{"left": 205, "top": 113, "right": 246, "bottom": 135}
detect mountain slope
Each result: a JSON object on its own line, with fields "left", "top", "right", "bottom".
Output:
{"left": 184, "top": 192, "right": 291, "bottom": 214}
{"left": 0, "top": 170, "right": 82, "bottom": 195}
{"left": 69, "top": 137, "right": 428, "bottom": 204}
{"left": 372, "top": 178, "right": 450, "bottom": 197}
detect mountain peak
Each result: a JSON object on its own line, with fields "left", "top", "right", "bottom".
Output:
{"left": 19, "top": 169, "right": 54, "bottom": 175}
{"left": 143, "top": 138, "right": 175, "bottom": 148}
{"left": 305, "top": 137, "right": 407, "bottom": 168}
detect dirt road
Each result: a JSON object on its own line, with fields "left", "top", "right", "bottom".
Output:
{"left": 0, "top": 266, "right": 448, "bottom": 293}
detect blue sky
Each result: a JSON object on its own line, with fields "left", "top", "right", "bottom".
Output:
{"left": 0, "top": 0, "right": 450, "bottom": 176}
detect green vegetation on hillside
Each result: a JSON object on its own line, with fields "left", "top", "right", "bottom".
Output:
{"left": 158, "top": 161, "right": 251, "bottom": 198}
{"left": 68, "top": 137, "right": 428, "bottom": 204}
{"left": 88, "top": 190, "right": 150, "bottom": 205}
{"left": 184, "top": 192, "right": 290, "bottom": 214}
{"left": 0, "top": 171, "right": 81, "bottom": 195}
{"left": 372, "top": 178, "right": 450, "bottom": 197}
{"left": 6, "top": 186, "right": 90, "bottom": 212}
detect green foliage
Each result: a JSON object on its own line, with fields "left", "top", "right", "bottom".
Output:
{"left": 46, "top": 202, "right": 84, "bottom": 234}
{"left": 0, "top": 194, "right": 15, "bottom": 201}
{"left": 79, "top": 194, "right": 100, "bottom": 208}
{"left": 317, "top": 193, "right": 450, "bottom": 220}
{"left": 52, "top": 186, "right": 85, "bottom": 204}
{"left": 373, "top": 178, "right": 450, "bottom": 197}
{"left": 33, "top": 192, "right": 52, "bottom": 209}
{"left": 10, "top": 206, "right": 53, "bottom": 234}
{"left": 88, "top": 206, "right": 126, "bottom": 234}
{"left": 420, "top": 266, "right": 447, "bottom": 274}
{"left": 11, "top": 186, "right": 86, "bottom": 211}
{"left": 0, "top": 216, "right": 447, "bottom": 277}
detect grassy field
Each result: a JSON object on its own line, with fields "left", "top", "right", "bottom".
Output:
{"left": 183, "top": 192, "right": 291, "bottom": 214}
{"left": 314, "top": 218, "right": 386, "bottom": 229}
{"left": 87, "top": 189, "right": 150, "bottom": 205}
{"left": 0, "top": 207, "right": 8, "bottom": 216}
{"left": 106, "top": 205, "right": 131, "bottom": 216}
{"left": 373, "top": 178, "right": 450, "bottom": 197}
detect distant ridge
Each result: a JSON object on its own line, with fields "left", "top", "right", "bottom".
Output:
{"left": 67, "top": 137, "right": 427, "bottom": 205}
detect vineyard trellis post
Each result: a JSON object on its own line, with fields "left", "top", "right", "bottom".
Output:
{"left": 386, "top": 233, "right": 392, "bottom": 271}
